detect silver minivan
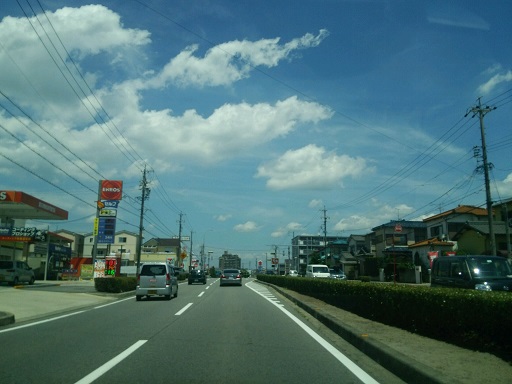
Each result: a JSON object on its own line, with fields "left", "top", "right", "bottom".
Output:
{"left": 136, "top": 262, "right": 178, "bottom": 301}
{"left": 306, "top": 264, "right": 331, "bottom": 278}
{"left": 0, "top": 260, "right": 35, "bottom": 286}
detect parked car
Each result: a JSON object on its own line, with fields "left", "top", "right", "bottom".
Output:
{"left": 0, "top": 260, "right": 35, "bottom": 286}
{"left": 287, "top": 270, "right": 299, "bottom": 277}
{"left": 188, "top": 269, "right": 207, "bottom": 285}
{"left": 329, "top": 269, "right": 347, "bottom": 280}
{"left": 220, "top": 269, "right": 242, "bottom": 286}
{"left": 306, "top": 264, "right": 331, "bottom": 278}
{"left": 136, "top": 262, "right": 178, "bottom": 301}
{"left": 431, "top": 255, "right": 512, "bottom": 291}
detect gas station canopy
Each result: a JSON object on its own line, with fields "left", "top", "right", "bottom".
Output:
{"left": 0, "top": 191, "right": 68, "bottom": 221}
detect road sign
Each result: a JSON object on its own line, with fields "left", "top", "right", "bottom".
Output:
{"left": 394, "top": 224, "right": 402, "bottom": 233}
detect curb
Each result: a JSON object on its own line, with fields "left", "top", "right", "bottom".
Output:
{"left": 0, "top": 311, "right": 15, "bottom": 326}
{"left": 264, "top": 282, "right": 455, "bottom": 384}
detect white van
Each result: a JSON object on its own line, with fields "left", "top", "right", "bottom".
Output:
{"left": 306, "top": 264, "right": 331, "bottom": 278}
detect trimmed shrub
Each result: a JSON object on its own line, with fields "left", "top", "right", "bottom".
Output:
{"left": 95, "top": 277, "right": 137, "bottom": 293}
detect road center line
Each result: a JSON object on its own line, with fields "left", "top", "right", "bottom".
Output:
{"left": 74, "top": 340, "right": 147, "bottom": 384}
{"left": 246, "top": 282, "right": 379, "bottom": 384}
{"left": 175, "top": 302, "right": 193, "bottom": 315}
{"left": 198, "top": 291, "right": 205, "bottom": 297}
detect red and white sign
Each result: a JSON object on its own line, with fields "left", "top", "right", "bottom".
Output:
{"left": 428, "top": 251, "right": 439, "bottom": 268}
{"left": 394, "top": 224, "right": 402, "bottom": 233}
{"left": 100, "top": 180, "right": 123, "bottom": 200}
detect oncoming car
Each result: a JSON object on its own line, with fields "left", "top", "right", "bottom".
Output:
{"left": 287, "top": 270, "right": 299, "bottom": 277}
{"left": 220, "top": 269, "right": 242, "bottom": 286}
{"left": 431, "top": 255, "right": 512, "bottom": 291}
{"left": 306, "top": 264, "right": 331, "bottom": 278}
{"left": 329, "top": 269, "right": 347, "bottom": 280}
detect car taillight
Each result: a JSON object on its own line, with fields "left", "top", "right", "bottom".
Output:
{"left": 220, "top": 274, "right": 225, "bottom": 279}
{"left": 166, "top": 273, "right": 171, "bottom": 282}
{"left": 237, "top": 274, "right": 241, "bottom": 278}
{"left": 136, "top": 275, "right": 140, "bottom": 283}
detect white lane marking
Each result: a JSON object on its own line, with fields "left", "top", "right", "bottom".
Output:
{"left": 74, "top": 340, "right": 147, "bottom": 384}
{"left": 0, "top": 296, "right": 132, "bottom": 334}
{"left": 198, "top": 291, "right": 205, "bottom": 297}
{"left": 0, "top": 311, "right": 85, "bottom": 333}
{"left": 94, "top": 296, "right": 134, "bottom": 309}
{"left": 175, "top": 303, "right": 193, "bottom": 315}
{"left": 246, "top": 282, "right": 379, "bottom": 384}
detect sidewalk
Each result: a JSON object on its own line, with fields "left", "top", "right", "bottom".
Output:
{"left": 0, "top": 280, "right": 132, "bottom": 325}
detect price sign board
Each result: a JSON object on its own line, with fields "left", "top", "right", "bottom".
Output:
{"left": 104, "top": 258, "right": 117, "bottom": 277}
{"left": 97, "top": 217, "right": 116, "bottom": 243}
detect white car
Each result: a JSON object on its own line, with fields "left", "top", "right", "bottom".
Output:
{"left": 287, "top": 270, "right": 299, "bottom": 277}
{"left": 136, "top": 262, "right": 178, "bottom": 301}
{"left": 306, "top": 264, "right": 331, "bottom": 278}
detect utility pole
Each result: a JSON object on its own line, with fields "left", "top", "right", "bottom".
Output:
{"left": 322, "top": 206, "right": 329, "bottom": 264}
{"left": 467, "top": 98, "right": 497, "bottom": 255}
{"left": 176, "top": 212, "right": 183, "bottom": 267}
{"left": 188, "top": 231, "right": 193, "bottom": 272}
{"left": 136, "top": 165, "right": 150, "bottom": 274}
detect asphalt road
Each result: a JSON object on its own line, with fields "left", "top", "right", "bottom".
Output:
{"left": 0, "top": 278, "right": 404, "bottom": 383}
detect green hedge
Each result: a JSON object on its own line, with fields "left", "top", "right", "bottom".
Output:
{"left": 94, "top": 277, "right": 137, "bottom": 293}
{"left": 257, "top": 275, "right": 512, "bottom": 361}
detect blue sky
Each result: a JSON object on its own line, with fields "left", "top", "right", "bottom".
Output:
{"left": 1, "top": 1, "right": 511, "bottom": 267}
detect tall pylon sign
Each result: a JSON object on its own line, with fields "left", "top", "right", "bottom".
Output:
{"left": 95, "top": 180, "right": 123, "bottom": 244}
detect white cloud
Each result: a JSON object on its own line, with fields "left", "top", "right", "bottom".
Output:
{"left": 215, "top": 214, "right": 232, "bottom": 222}
{"left": 334, "top": 215, "right": 375, "bottom": 232}
{"left": 477, "top": 70, "right": 512, "bottom": 95}
{"left": 146, "top": 29, "right": 329, "bottom": 88}
{"left": 234, "top": 221, "right": 261, "bottom": 232}
{"left": 255, "top": 144, "right": 368, "bottom": 190}
{"left": 112, "top": 95, "right": 333, "bottom": 166}
{"left": 0, "top": 5, "right": 150, "bottom": 118}
{"left": 271, "top": 222, "right": 303, "bottom": 238}
{"left": 308, "top": 199, "right": 323, "bottom": 208}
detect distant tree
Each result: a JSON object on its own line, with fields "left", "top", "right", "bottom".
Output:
{"left": 309, "top": 251, "right": 322, "bottom": 264}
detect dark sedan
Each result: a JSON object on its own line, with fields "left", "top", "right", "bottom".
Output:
{"left": 188, "top": 269, "right": 207, "bottom": 285}
{"left": 220, "top": 269, "right": 242, "bottom": 286}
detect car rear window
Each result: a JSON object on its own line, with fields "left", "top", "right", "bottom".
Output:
{"left": 223, "top": 269, "right": 239, "bottom": 274}
{"left": 140, "top": 265, "right": 167, "bottom": 276}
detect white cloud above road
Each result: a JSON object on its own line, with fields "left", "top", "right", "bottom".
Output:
{"left": 256, "top": 144, "right": 369, "bottom": 190}
{"left": 146, "top": 29, "right": 329, "bottom": 88}
{"left": 234, "top": 221, "right": 261, "bottom": 233}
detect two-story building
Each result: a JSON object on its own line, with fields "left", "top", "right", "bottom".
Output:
{"left": 423, "top": 205, "right": 488, "bottom": 241}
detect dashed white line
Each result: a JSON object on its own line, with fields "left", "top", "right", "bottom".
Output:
{"left": 74, "top": 340, "right": 147, "bottom": 384}
{"left": 175, "top": 303, "right": 193, "bottom": 315}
